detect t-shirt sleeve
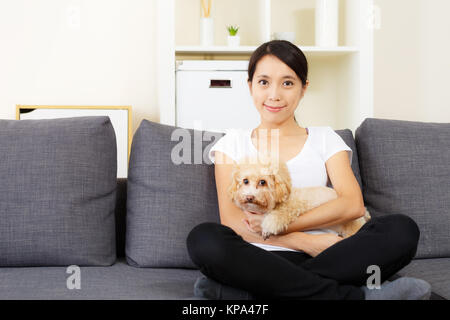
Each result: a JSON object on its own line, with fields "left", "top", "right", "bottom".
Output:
{"left": 208, "top": 132, "right": 238, "bottom": 164}
{"left": 322, "top": 127, "right": 353, "bottom": 165}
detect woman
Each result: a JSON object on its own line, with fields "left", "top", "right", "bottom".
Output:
{"left": 186, "top": 40, "right": 430, "bottom": 300}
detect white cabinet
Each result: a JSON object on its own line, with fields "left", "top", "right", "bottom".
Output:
{"left": 176, "top": 61, "right": 259, "bottom": 132}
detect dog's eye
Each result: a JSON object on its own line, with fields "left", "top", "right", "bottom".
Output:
{"left": 243, "top": 179, "right": 249, "bottom": 184}
{"left": 259, "top": 180, "right": 266, "bottom": 186}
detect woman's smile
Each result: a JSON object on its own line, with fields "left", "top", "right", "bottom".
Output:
{"left": 264, "top": 104, "right": 286, "bottom": 112}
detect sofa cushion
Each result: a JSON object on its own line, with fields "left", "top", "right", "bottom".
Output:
{"left": 0, "top": 117, "right": 117, "bottom": 266}
{"left": 335, "top": 129, "right": 363, "bottom": 191}
{"left": 396, "top": 258, "right": 450, "bottom": 300}
{"left": 355, "top": 118, "right": 450, "bottom": 258}
{"left": 0, "top": 258, "right": 201, "bottom": 299}
{"left": 126, "top": 120, "right": 221, "bottom": 268}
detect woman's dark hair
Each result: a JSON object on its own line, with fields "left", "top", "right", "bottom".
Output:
{"left": 248, "top": 40, "right": 308, "bottom": 86}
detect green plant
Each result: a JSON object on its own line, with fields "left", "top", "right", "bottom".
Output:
{"left": 227, "top": 25, "right": 239, "bottom": 36}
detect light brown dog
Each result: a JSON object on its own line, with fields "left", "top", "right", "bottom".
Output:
{"left": 228, "top": 155, "right": 371, "bottom": 240}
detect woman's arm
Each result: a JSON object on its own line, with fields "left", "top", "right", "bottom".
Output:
{"left": 242, "top": 211, "right": 344, "bottom": 257}
{"left": 283, "top": 151, "right": 365, "bottom": 234}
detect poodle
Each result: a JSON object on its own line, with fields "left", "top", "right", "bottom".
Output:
{"left": 228, "top": 154, "right": 371, "bottom": 240}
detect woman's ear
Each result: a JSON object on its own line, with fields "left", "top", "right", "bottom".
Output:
{"left": 248, "top": 80, "right": 253, "bottom": 95}
{"left": 300, "top": 80, "right": 309, "bottom": 99}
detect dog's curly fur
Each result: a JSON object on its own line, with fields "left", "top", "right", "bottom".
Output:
{"left": 228, "top": 154, "right": 371, "bottom": 240}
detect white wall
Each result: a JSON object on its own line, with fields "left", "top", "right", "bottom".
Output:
{"left": 1, "top": 0, "right": 449, "bottom": 130}
{"left": 374, "top": 0, "right": 450, "bottom": 122}
{"left": 0, "top": 0, "right": 157, "bottom": 134}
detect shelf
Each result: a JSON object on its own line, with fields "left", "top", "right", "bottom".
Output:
{"left": 175, "top": 46, "right": 359, "bottom": 56}
{"left": 176, "top": 46, "right": 257, "bottom": 54}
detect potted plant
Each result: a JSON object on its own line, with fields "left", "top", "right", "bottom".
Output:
{"left": 227, "top": 25, "right": 240, "bottom": 47}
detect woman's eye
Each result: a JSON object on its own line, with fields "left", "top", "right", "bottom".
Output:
{"left": 258, "top": 80, "right": 268, "bottom": 86}
{"left": 283, "top": 81, "right": 294, "bottom": 86}
{"left": 259, "top": 180, "right": 266, "bottom": 186}
{"left": 243, "top": 178, "right": 249, "bottom": 184}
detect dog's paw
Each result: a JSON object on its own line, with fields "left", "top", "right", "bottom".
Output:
{"left": 261, "top": 214, "right": 285, "bottom": 240}
{"left": 363, "top": 207, "right": 371, "bottom": 221}
{"left": 262, "top": 232, "right": 271, "bottom": 241}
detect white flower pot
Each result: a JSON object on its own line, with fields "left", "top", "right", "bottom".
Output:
{"left": 315, "top": 0, "right": 339, "bottom": 47}
{"left": 227, "top": 35, "right": 240, "bottom": 47}
{"left": 200, "top": 17, "right": 214, "bottom": 46}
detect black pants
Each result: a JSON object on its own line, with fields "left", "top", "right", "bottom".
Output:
{"left": 186, "top": 214, "right": 420, "bottom": 300}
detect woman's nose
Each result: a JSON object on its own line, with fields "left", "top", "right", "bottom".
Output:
{"left": 268, "top": 86, "right": 281, "bottom": 101}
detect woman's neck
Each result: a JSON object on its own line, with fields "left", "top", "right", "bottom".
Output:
{"left": 253, "top": 120, "right": 305, "bottom": 138}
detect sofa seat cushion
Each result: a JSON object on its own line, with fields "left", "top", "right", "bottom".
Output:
{"left": 1, "top": 258, "right": 445, "bottom": 300}
{"left": 0, "top": 258, "right": 201, "bottom": 299}
{"left": 355, "top": 118, "right": 450, "bottom": 258}
{"left": 0, "top": 117, "right": 117, "bottom": 266}
{"left": 396, "top": 258, "right": 450, "bottom": 300}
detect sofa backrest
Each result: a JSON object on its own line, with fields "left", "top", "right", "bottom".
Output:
{"left": 334, "top": 129, "right": 363, "bottom": 191}
{"left": 0, "top": 117, "right": 365, "bottom": 266}
{"left": 125, "top": 120, "right": 221, "bottom": 268}
{"left": 356, "top": 118, "right": 450, "bottom": 259}
{"left": 0, "top": 116, "right": 117, "bottom": 266}
{"left": 116, "top": 121, "right": 363, "bottom": 266}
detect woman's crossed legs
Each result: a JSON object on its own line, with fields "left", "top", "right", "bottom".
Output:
{"left": 186, "top": 214, "right": 420, "bottom": 300}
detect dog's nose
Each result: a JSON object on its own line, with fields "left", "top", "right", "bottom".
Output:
{"left": 246, "top": 195, "right": 255, "bottom": 203}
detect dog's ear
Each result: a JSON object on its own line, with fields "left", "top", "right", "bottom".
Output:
{"left": 274, "top": 176, "right": 291, "bottom": 203}
{"left": 273, "top": 167, "right": 292, "bottom": 203}
{"left": 227, "top": 167, "right": 240, "bottom": 200}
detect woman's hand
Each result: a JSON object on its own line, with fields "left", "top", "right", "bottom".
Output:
{"left": 294, "top": 232, "right": 343, "bottom": 257}
{"left": 242, "top": 211, "right": 265, "bottom": 235}
{"left": 241, "top": 211, "right": 343, "bottom": 257}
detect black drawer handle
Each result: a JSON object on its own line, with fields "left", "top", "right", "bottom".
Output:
{"left": 209, "top": 79, "right": 232, "bottom": 88}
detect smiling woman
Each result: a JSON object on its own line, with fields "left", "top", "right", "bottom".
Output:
{"left": 186, "top": 40, "right": 428, "bottom": 301}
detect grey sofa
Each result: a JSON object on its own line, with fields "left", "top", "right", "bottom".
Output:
{"left": 0, "top": 116, "right": 448, "bottom": 300}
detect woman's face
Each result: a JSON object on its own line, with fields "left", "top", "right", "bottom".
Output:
{"left": 248, "top": 54, "right": 308, "bottom": 126}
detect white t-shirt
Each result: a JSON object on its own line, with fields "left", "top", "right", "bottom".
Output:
{"left": 208, "top": 126, "right": 353, "bottom": 252}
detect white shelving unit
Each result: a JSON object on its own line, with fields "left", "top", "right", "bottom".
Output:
{"left": 175, "top": 46, "right": 359, "bottom": 56}
{"left": 156, "top": 0, "right": 373, "bottom": 133}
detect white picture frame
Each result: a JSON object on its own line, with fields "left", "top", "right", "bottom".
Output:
{"left": 16, "top": 105, "right": 132, "bottom": 178}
